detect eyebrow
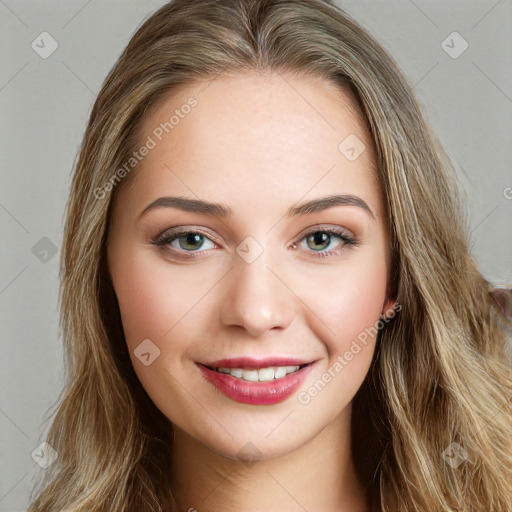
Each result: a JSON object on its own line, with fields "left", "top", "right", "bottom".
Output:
{"left": 138, "top": 194, "right": 376, "bottom": 220}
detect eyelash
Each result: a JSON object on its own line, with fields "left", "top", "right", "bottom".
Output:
{"left": 152, "top": 226, "right": 358, "bottom": 260}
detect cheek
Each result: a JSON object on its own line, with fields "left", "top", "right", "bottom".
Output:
{"left": 329, "top": 268, "right": 386, "bottom": 338}
{"left": 312, "top": 254, "right": 387, "bottom": 344}
{"left": 112, "top": 262, "right": 167, "bottom": 344}
{"left": 110, "top": 251, "right": 187, "bottom": 348}
{"left": 296, "top": 255, "right": 388, "bottom": 410}
{"left": 295, "top": 247, "right": 389, "bottom": 404}
{"left": 110, "top": 248, "right": 223, "bottom": 362}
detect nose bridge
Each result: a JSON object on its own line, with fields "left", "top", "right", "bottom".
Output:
{"left": 219, "top": 246, "right": 295, "bottom": 336}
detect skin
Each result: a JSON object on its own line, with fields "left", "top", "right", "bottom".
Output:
{"left": 107, "top": 71, "right": 396, "bottom": 511}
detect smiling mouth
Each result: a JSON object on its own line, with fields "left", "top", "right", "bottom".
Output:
{"left": 197, "top": 361, "right": 315, "bottom": 405}
{"left": 202, "top": 363, "right": 310, "bottom": 382}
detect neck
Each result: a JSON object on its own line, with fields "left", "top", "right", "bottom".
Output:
{"left": 169, "top": 405, "right": 369, "bottom": 511}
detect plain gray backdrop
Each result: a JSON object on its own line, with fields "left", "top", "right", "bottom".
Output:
{"left": 1, "top": 1, "right": 511, "bottom": 510}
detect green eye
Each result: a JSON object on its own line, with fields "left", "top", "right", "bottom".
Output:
{"left": 296, "top": 227, "right": 357, "bottom": 258}
{"left": 306, "top": 232, "right": 332, "bottom": 251}
{"left": 177, "top": 233, "right": 206, "bottom": 251}
{"left": 153, "top": 230, "right": 216, "bottom": 253}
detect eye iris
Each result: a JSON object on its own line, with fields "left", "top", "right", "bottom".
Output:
{"left": 179, "top": 233, "right": 204, "bottom": 250}
{"left": 307, "top": 232, "right": 330, "bottom": 251}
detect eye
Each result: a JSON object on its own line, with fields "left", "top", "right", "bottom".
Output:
{"left": 293, "top": 226, "right": 358, "bottom": 258}
{"left": 151, "top": 225, "right": 358, "bottom": 260}
{"left": 152, "top": 228, "right": 217, "bottom": 257}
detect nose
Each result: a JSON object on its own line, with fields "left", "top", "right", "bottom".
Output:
{"left": 219, "top": 250, "right": 295, "bottom": 337}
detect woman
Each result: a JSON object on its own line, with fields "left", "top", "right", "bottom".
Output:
{"left": 28, "top": 0, "right": 512, "bottom": 510}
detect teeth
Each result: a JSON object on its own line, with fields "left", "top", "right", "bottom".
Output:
{"left": 216, "top": 365, "right": 301, "bottom": 382}
{"left": 274, "top": 367, "right": 286, "bottom": 379}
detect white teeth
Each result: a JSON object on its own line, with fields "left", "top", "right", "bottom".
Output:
{"left": 243, "top": 369, "right": 259, "bottom": 382}
{"left": 274, "top": 366, "right": 287, "bottom": 379}
{"left": 216, "top": 365, "right": 301, "bottom": 382}
{"left": 258, "top": 368, "right": 275, "bottom": 381}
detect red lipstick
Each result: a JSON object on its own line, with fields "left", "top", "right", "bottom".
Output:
{"left": 197, "top": 356, "right": 315, "bottom": 405}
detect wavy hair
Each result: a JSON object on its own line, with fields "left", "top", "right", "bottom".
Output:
{"left": 28, "top": 0, "right": 512, "bottom": 510}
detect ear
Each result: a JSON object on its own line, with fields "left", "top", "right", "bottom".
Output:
{"left": 381, "top": 296, "right": 397, "bottom": 319}
{"left": 381, "top": 273, "right": 398, "bottom": 319}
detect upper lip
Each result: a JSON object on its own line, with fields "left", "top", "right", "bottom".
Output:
{"left": 200, "top": 356, "right": 315, "bottom": 369}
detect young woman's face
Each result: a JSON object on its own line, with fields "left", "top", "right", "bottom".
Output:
{"left": 107, "top": 72, "right": 394, "bottom": 460}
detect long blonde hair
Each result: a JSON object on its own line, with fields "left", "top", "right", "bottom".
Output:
{"left": 28, "top": 1, "right": 512, "bottom": 510}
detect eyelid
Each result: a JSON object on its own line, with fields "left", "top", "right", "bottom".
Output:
{"left": 153, "top": 225, "right": 222, "bottom": 245}
{"left": 294, "top": 223, "right": 355, "bottom": 241}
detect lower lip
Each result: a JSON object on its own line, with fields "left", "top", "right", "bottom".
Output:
{"left": 197, "top": 363, "right": 314, "bottom": 405}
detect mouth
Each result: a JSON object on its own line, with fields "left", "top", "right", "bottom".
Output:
{"left": 197, "top": 361, "right": 315, "bottom": 405}
{"left": 201, "top": 363, "right": 311, "bottom": 382}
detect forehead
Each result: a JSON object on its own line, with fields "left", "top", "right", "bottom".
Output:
{"left": 119, "top": 72, "right": 382, "bottom": 218}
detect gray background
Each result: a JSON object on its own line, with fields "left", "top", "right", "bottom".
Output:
{"left": 1, "top": 1, "right": 511, "bottom": 510}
